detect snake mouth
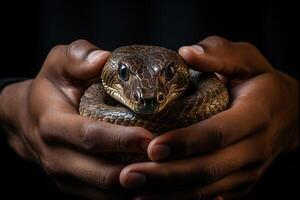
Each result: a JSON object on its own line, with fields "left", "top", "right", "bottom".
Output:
{"left": 128, "top": 87, "right": 184, "bottom": 115}
{"left": 133, "top": 105, "right": 159, "bottom": 115}
{"left": 130, "top": 98, "right": 160, "bottom": 114}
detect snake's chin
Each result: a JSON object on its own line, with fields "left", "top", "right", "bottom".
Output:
{"left": 128, "top": 101, "right": 163, "bottom": 115}
{"left": 133, "top": 109, "right": 159, "bottom": 115}
{"left": 132, "top": 105, "right": 165, "bottom": 115}
{"left": 129, "top": 98, "right": 174, "bottom": 115}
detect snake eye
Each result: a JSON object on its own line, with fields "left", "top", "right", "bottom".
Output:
{"left": 164, "top": 62, "right": 175, "bottom": 81}
{"left": 118, "top": 63, "right": 129, "bottom": 81}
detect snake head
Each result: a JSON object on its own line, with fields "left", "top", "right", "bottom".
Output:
{"left": 101, "top": 45, "right": 190, "bottom": 115}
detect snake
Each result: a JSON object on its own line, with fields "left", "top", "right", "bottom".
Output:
{"left": 79, "top": 45, "right": 229, "bottom": 162}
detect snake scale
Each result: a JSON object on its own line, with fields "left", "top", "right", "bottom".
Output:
{"left": 79, "top": 45, "right": 229, "bottom": 162}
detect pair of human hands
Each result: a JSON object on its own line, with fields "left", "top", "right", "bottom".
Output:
{"left": 0, "top": 36, "right": 298, "bottom": 200}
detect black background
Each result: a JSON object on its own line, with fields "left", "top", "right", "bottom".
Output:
{"left": 0, "top": 0, "right": 299, "bottom": 199}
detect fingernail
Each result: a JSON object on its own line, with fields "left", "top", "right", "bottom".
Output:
{"left": 151, "top": 144, "right": 170, "bottom": 161}
{"left": 191, "top": 44, "right": 204, "bottom": 54}
{"left": 125, "top": 172, "right": 146, "bottom": 189}
{"left": 86, "top": 50, "right": 110, "bottom": 64}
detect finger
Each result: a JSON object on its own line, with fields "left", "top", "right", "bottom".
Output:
{"left": 133, "top": 169, "right": 258, "bottom": 200}
{"left": 120, "top": 132, "right": 269, "bottom": 189}
{"left": 179, "top": 36, "right": 272, "bottom": 79}
{"left": 33, "top": 73, "right": 153, "bottom": 154}
{"left": 148, "top": 87, "right": 269, "bottom": 160}
{"left": 39, "top": 110, "right": 153, "bottom": 153}
{"left": 43, "top": 39, "right": 111, "bottom": 82}
{"left": 37, "top": 40, "right": 111, "bottom": 107}
{"left": 42, "top": 146, "right": 125, "bottom": 190}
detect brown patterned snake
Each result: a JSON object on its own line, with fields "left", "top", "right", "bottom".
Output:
{"left": 79, "top": 45, "right": 229, "bottom": 162}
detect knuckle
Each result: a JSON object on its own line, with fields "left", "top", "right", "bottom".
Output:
{"left": 123, "top": 126, "right": 153, "bottom": 153}
{"left": 213, "top": 124, "right": 227, "bottom": 147}
{"left": 236, "top": 41, "right": 265, "bottom": 63}
{"left": 67, "top": 39, "right": 91, "bottom": 61}
{"left": 202, "top": 35, "right": 229, "bottom": 49}
{"left": 45, "top": 44, "right": 67, "bottom": 68}
{"left": 115, "top": 131, "right": 130, "bottom": 151}
{"left": 79, "top": 123, "right": 97, "bottom": 151}
{"left": 49, "top": 44, "right": 66, "bottom": 56}
{"left": 71, "top": 39, "right": 90, "bottom": 46}
{"left": 202, "top": 162, "right": 221, "bottom": 183}
{"left": 96, "top": 170, "right": 119, "bottom": 189}
{"left": 127, "top": 126, "right": 148, "bottom": 137}
{"left": 118, "top": 127, "right": 147, "bottom": 150}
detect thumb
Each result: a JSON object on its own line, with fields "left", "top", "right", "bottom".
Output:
{"left": 179, "top": 36, "right": 272, "bottom": 79}
{"left": 42, "top": 39, "right": 111, "bottom": 83}
{"left": 39, "top": 39, "right": 111, "bottom": 105}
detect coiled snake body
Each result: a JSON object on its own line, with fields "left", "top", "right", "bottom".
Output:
{"left": 79, "top": 45, "right": 229, "bottom": 162}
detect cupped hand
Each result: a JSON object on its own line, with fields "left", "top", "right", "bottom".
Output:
{"left": 120, "top": 36, "right": 299, "bottom": 200}
{"left": 0, "top": 40, "right": 153, "bottom": 199}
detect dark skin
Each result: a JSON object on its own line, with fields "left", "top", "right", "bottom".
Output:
{"left": 0, "top": 37, "right": 299, "bottom": 200}
{"left": 121, "top": 36, "right": 299, "bottom": 199}
{"left": 0, "top": 40, "right": 153, "bottom": 199}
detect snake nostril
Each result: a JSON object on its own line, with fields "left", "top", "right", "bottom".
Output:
{"left": 140, "top": 97, "right": 145, "bottom": 105}
{"left": 157, "top": 93, "right": 165, "bottom": 103}
{"left": 133, "top": 92, "right": 139, "bottom": 102}
{"left": 139, "top": 96, "right": 156, "bottom": 107}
